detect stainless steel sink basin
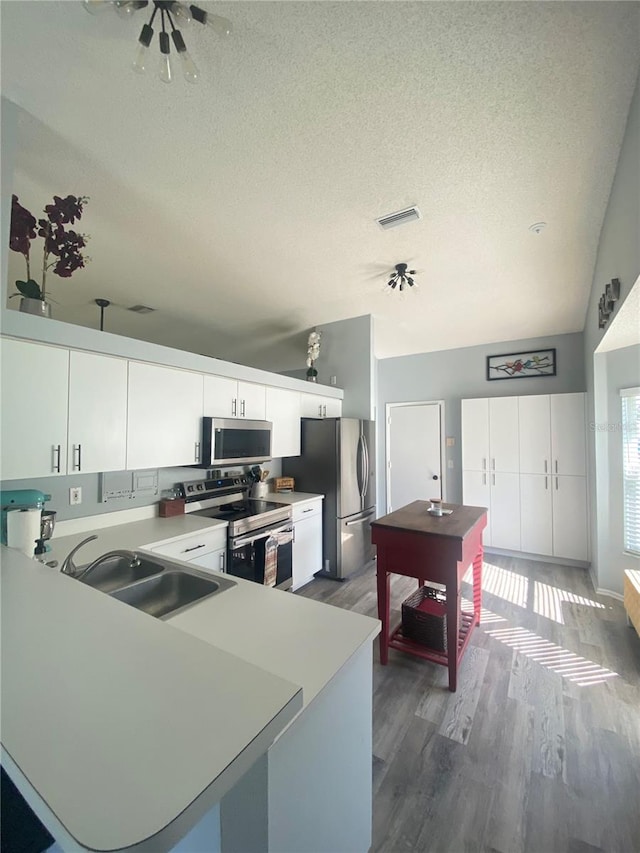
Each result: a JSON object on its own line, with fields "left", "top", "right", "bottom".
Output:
{"left": 78, "top": 556, "right": 165, "bottom": 593}
{"left": 110, "top": 570, "right": 231, "bottom": 618}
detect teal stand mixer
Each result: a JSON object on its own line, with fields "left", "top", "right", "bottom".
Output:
{"left": 0, "top": 489, "right": 54, "bottom": 557}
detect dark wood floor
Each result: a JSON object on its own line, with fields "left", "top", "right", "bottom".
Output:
{"left": 299, "top": 554, "right": 640, "bottom": 853}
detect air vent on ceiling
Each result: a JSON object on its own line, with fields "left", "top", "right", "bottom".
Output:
{"left": 128, "top": 304, "right": 156, "bottom": 314}
{"left": 376, "top": 206, "right": 422, "bottom": 230}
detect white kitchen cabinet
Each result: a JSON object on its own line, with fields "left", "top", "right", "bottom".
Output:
{"left": 462, "top": 470, "right": 492, "bottom": 546}
{"left": 266, "top": 387, "right": 301, "bottom": 458}
{"left": 552, "top": 475, "right": 588, "bottom": 561}
{"left": 300, "top": 394, "right": 342, "bottom": 419}
{"left": 145, "top": 525, "right": 228, "bottom": 574}
{"left": 461, "top": 396, "right": 518, "bottom": 472}
{"left": 292, "top": 499, "right": 323, "bottom": 590}
{"left": 203, "top": 375, "right": 266, "bottom": 420}
{"left": 461, "top": 398, "right": 490, "bottom": 471}
{"left": 519, "top": 393, "right": 586, "bottom": 477}
{"left": 520, "top": 473, "right": 553, "bottom": 556}
{"left": 550, "top": 393, "right": 586, "bottom": 476}
{"left": 68, "top": 351, "right": 128, "bottom": 475}
{"left": 489, "top": 472, "right": 521, "bottom": 551}
{"left": 518, "top": 395, "right": 551, "bottom": 475}
{"left": 1, "top": 338, "right": 69, "bottom": 479}
{"left": 127, "top": 362, "right": 203, "bottom": 469}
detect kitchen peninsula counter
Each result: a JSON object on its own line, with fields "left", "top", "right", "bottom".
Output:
{"left": 1, "top": 534, "right": 379, "bottom": 853}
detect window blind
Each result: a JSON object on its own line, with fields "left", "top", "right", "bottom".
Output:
{"left": 621, "top": 387, "right": 640, "bottom": 556}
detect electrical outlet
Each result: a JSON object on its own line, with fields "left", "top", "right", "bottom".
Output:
{"left": 330, "top": 375, "right": 337, "bottom": 386}
{"left": 447, "top": 459, "right": 454, "bottom": 469}
{"left": 69, "top": 487, "right": 82, "bottom": 506}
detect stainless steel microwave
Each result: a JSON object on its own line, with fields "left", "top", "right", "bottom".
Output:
{"left": 200, "top": 417, "right": 272, "bottom": 467}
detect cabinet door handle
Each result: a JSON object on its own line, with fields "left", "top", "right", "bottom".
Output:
{"left": 323, "top": 405, "right": 327, "bottom": 417}
{"left": 482, "top": 457, "right": 486, "bottom": 471}
{"left": 492, "top": 473, "right": 495, "bottom": 486}
{"left": 555, "top": 477, "right": 559, "bottom": 490}
{"left": 318, "top": 404, "right": 323, "bottom": 417}
{"left": 555, "top": 460, "right": 558, "bottom": 474}
{"left": 74, "top": 444, "right": 82, "bottom": 471}
{"left": 195, "top": 441, "right": 200, "bottom": 462}
{"left": 482, "top": 473, "right": 486, "bottom": 485}
{"left": 545, "top": 476, "right": 548, "bottom": 490}
{"left": 302, "top": 508, "right": 313, "bottom": 513}
{"left": 52, "top": 444, "right": 61, "bottom": 473}
{"left": 241, "top": 399, "right": 246, "bottom": 417}
{"left": 491, "top": 458, "right": 495, "bottom": 470}
{"left": 219, "top": 552, "right": 225, "bottom": 571}
{"left": 182, "top": 543, "right": 206, "bottom": 553}
{"left": 544, "top": 459, "right": 548, "bottom": 473}
{"left": 232, "top": 398, "right": 237, "bottom": 417}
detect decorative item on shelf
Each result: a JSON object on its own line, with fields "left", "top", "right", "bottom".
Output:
{"left": 159, "top": 487, "right": 185, "bottom": 517}
{"left": 95, "top": 298, "right": 110, "bottom": 331}
{"left": 598, "top": 277, "right": 621, "bottom": 330}
{"left": 386, "top": 263, "right": 418, "bottom": 293}
{"left": 84, "top": 1, "right": 233, "bottom": 85}
{"left": 486, "top": 348, "right": 556, "bottom": 381}
{"left": 9, "top": 194, "right": 90, "bottom": 318}
{"left": 306, "top": 330, "right": 322, "bottom": 381}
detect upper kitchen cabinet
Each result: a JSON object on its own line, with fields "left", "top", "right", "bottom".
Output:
{"left": 550, "top": 393, "right": 586, "bottom": 476}
{"left": 519, "top": 393, "right": 586, "bottom": 476}
{"left": 127, "top": 362, "right": 203, "bottom": 469}
{"left": 203, "top": 375, "right": 266, "bottom": 420}
{"left": 461, "top": 396, "right": 519, "bottom": 472}
{"left": 1, "top": 338, "right": 69, "bottom": 479}
{"left": 300, "top": 394, "right": 342, "bottom": 419}
{"left": 266, "top": 387, "right": 301, "bottom": 458}
{"left": 68, "top": 351, "right": 128, "bottom": 475}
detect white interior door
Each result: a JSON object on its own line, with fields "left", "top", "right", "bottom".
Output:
{"left": 387, "top": 403, "right": 443, "bottom": 512}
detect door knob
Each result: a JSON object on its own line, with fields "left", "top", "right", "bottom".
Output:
{"left": 432, "top": 475, "right": 439, "bottom": 480}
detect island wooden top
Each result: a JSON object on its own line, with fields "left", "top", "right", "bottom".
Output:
{"left": 371, "top": 501, "right": 487, "bottom": 542}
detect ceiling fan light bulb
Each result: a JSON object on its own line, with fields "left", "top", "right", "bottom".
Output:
{"left": 171, "top": 1, "right": 192, "bottom": 27}
{"left": 132, "top": 42, "right": 149, "bottom": 73}
{"left": 180, "top": 49, "right": 199, "bottom": 83}
{"left": 82, "top": 0, "right": 114, "bottom": 14}
{"left": 159, "top": 52, "right": 173, "bottom": 83}
{"left": 206, "top": 13, "right": 233, "bottom": 36}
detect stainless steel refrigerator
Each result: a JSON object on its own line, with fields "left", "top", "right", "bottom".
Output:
{"left": 283, "top": 418, "right": 376, "bottom": 580}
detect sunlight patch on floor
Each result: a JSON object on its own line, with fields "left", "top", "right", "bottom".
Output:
{"left": 533, "top": 580, "right": 605, "bottom": 624}
{"left": 485, "top": 625, "right": 618, "bottom": 686}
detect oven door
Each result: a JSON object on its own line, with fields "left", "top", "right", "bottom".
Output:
{"left": 228, "top": 522, "right": 293, "bottom": 590}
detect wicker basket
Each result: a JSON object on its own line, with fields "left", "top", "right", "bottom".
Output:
{"left": 401, "top": 586, "right": 448, "bottom": 652}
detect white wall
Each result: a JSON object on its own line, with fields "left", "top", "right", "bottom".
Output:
{"left": 584, "top": 73, "right": 640, "bottom": 593}
{"left": 376, "top": 331, "right": 585, "bottom": 510}
{"left": 315, "top": 314, "right": 374, "bottom": 420}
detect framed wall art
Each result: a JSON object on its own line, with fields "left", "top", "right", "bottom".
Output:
{"left": 487, "top": 348, "right": 557, "bottom": 381}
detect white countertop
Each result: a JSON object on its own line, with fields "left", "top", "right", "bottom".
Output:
{"left": 46, "top": 514, "right": 228, "bottom": 566}
{"left": 263, "top": 491, "right": 324, "bottom": 505}
{"left": 0, "top": 546, "right": 301, "bottom": 852}
{"left": 1, "top": 510, "right": 379, "bottom": 852}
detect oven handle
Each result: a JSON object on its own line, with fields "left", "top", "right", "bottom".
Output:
{"left": 231, "top": 524, "right": 293, "bottom": 548}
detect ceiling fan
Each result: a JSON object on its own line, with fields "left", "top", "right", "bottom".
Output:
{"left": 386, "top": 263, "right": 418, "bottom": 292}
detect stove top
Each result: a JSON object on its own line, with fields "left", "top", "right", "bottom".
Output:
{"left": 178, "top": 477, "right": 292, "bottom": 537}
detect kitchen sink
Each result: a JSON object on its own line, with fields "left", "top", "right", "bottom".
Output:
{"left": 109, "top": 570, "right": 231, "bottom": 619}
{"left": 78, "top": 556, "right": 166, "bottom": 593}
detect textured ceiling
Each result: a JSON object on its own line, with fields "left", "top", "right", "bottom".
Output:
{"left": 2, "top": 1, "right": 639, "bottom": 371}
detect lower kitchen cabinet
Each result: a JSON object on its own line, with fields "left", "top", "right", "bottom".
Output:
{"left": 292, "top": 499, "right": 323, "bottom": 590}
{"left": 552, "top": 475, "right": 588, "bottom": 561}
{"left": 520, "top": 473, "right": 553, "bottom": 556}
{"left": 461, "top": 470, "right": 520, "bottom": 550}
{"left": 145, "top": 526, "right": 228, "bottom": 574}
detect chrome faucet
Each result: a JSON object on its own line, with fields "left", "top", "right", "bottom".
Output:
{"left": 77, "top": 550, "right": 142, "bottom": 582}
{"left": 60, "top": 535, "right": 141, "bottom": 580}
{"left": 60, "top": 535, "right": 99, "bottom": 576}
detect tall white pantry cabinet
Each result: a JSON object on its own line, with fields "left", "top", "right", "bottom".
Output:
{"left": 462, "top": 392, "right": 588, "bottom": 562}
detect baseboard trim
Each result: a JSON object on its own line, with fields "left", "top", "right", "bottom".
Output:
{"left": 593, "top": 587, "right": 624, "bottom": 602}
{"left": 484, "top": 547, "right": 590, "bottom": 569}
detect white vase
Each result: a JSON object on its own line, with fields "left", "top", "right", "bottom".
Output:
{"left": 19, "top": 297, "right": 51, "bottom": 318}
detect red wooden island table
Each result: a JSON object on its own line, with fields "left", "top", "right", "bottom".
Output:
{"left": 371, "top": 501, "right": 487, "bottom": 692}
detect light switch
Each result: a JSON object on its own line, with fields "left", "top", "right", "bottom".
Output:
{"left": 446, "top": 437, "right": 455, "bottom": 447}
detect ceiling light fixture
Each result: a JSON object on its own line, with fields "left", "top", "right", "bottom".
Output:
{"left": 387, "top": 263, "right": 418, "bottom": 293}
{"left": 83, "top": 1, "right": 232, "bottom": 84}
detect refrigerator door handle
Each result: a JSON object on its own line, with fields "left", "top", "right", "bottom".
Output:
{"left": 362, "top": 433, "right": 370, "bottom": 500}
{"left": 345, "top": 509, "right": 376, "bottom": 527}
{"left": 356, "top": 435, "right": 365, "bottom": 499}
